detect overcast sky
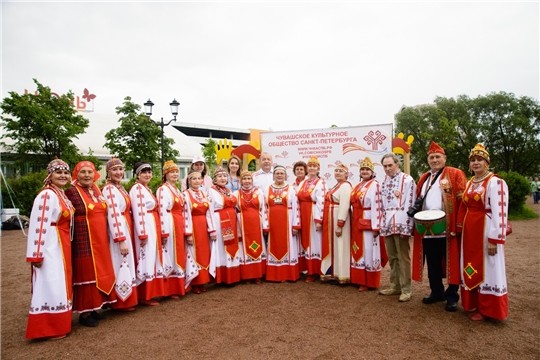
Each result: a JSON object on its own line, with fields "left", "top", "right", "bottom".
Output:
{"left": 2, "top": 1, "right": 538, "bottom": 132}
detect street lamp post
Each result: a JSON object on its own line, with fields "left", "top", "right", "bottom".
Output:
{"left": 143, "top": 98, "right": 180, "bottom": 169}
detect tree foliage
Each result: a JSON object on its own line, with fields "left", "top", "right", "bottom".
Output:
{"left": 202, "top": 138, "right": 217, "bottom": 176}
{"left": 395, "top": 92, "right": 540, "bottom": 178}
{"left": 1, "top": 170, "right": 47, "bottom": 216}
{"left": 473, "top": 92, "right": 540, "bottom": 175}
{"left": 498, "top": 171, "right": 531, "bottom": 214}
{"left": 103, "top": 96, "right": 179, "bottom": 173}
{"left": 1, "top": 78, "right": 90, "bottom": 168}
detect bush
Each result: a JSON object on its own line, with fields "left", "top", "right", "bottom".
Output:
{"left": 1, "top": 170, "right": 47, "bottom": 216}
{"left": 499, "top": 171, "right": 531, "bottom": 216}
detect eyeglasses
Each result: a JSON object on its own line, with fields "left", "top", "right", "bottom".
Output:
{"left": 334, "top": 169, "right": 346, "bottom": 173}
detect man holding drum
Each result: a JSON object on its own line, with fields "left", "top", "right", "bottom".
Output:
{"left": 412, "top": 142, "right": 467, "bottom": 312}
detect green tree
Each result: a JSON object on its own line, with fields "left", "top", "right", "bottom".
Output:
{"left": 498, "top": 171, "right": 532, "bottom": 215}
{"left": 473, "top": 92, "right": 540, "bottom": 176}
{"left": 103, "top": 96, "right": 179, "bottom": 173}
{"left": 394, "top": 104, "right": 455, "bottom": 177}
{"left": 1, "top": 78, "right": 90, "bottom": 168}
{"left": 395, "top": 92, "right": 540, "bottom": 178}
{"left": 202, "top": 138, "right": 217, "bottom": 176}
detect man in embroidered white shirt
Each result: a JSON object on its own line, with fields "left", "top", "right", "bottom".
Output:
{"left": 379, "top": 153, "right": 416, "bottom": 302}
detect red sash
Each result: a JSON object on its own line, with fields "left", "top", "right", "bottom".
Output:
{"left": 461, "top": 175, "right": 493, "bottom": 290}
{"left": 297, "top": 182, "right": 317, "bottom": 250}
{"left": 187, "top": 191, "right": 211, "bottom": 269}
{"left": 168, "top": 186, "right": 187, "bottom": 270}
{"left": 56, "top": 189, "right": 74, "bottom": 302}
{"left": 75, "top": 184, "right": 116, "bottom": 295}
{"left": 268, "top": 186, "right": 290, "bottom": 261}
{"left": 350, "top": 181, "right": 375, "bottom": 262}
{"left": 213, "top": 187, "right": 239, "bottom": 258}
{"left": 239, "top": 191, "right": 264, "bottom": 260}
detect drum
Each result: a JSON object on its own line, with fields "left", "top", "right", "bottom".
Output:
{"left": 414, "top": 210, "right": 446, "bottom": 236}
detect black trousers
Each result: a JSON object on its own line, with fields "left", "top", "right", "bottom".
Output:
{"left": 423, "top": 236, "right": 459, "bottom": 303}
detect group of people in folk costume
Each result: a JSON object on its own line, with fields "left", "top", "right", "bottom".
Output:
{"left": 25, "top": 141, "right": 509, "bottom": 339}
{"left": 376, "top": 142, "right": 509, "bottom": 322}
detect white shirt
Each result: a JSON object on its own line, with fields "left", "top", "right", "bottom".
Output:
{"left": 252, "top": 168, "right": 273, "bottom": 196}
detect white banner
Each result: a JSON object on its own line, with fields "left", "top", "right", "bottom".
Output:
{"left": 261, "top": 124, "right": 393, "bottom": 188}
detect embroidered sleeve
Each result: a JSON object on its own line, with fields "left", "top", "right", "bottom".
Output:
{"left": 313, "top": 180, "right": 324, "bottom": 223}
{"left": 130, "top": 184, "right": 148, "bottom": 240}
{"left": 103, "top": 185, "right": 127, "bottom": 242}
{"left": 370, "top": 181, "right": 382, "bottom": 231}
{"left": 157, "top": 186, "right": 173, "bottom": 238}
{"left": 205, "top": 193, "right": 216, "bottom": 234}
{"left": 26, "top": 189, "right": 59, "bottom": 262}
{"left": 486, "top": 177, "right": 508, "bottom": 244}
{"left": 290, "top": 187, "right": 301, "bottom": 230}
{"left": 183, "top": 191, "right": 193, "bottom": 237}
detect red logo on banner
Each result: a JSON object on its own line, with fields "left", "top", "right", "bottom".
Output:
{"left": 363, "top": 130, "right": 386, "bottom": 150}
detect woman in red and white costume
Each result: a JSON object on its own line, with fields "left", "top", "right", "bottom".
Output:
{"left": 65, "top": 161, "right": 117, "bottom": 327}
{"left": 265, "top": 165, "right": 301, "bottom": 282}
{"left": 457, "top": 144, "right": 509, "bottom": 321}
{"left": 296, "top": 156, "right": 326, "bottom": 282}
{"left": 350, "top": 157, "right": 386, "bottom": 291}
{"left": 234, "top": 170, "right": 268, "bottom": 284}
{"left": 321, "top": 163, "right": 352, "bottom": 284}
{"left": 129, "top": 162, "right": 165, "bottom": 306}
{"left": 26, "top": 158, "right": 75, "bottom": 340}
{"left": 157, "top": 160, "right": 196, "bottom": 298}
{"left": 184, "top": 171, "right": 217, "bottom": 294}
{"left": 209, "top": 167, "right": 242, "bottom": 285}
{"left": 102, "top": 158, "right": 138, "bottom": 311}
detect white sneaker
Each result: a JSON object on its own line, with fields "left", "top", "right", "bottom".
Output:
{"left": 379, "top": 288, "right": 402, "bottom": 296}
{"left": 399, "top": 293, "right": 412, "bottom": 302}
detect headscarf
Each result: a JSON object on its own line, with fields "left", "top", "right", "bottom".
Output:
{"left": 134, "top": 162, "right": 152, "bottom": 176}
{"left": 273, "top": 165, "right": 286, "bottom": 173}
{"left": 106, "top": 157, "right": 124, "bottom": 172}
{"left": 335, "top": 163, "right": 349, "bottom": 172}
{"left": 187, "top": 170, "right": 202, "bottom": 189}
{"left": 44, "top": 158, "right": 70, "bottom": 185}
{"left": 240, "top": 170, "right": 253, "bottom": 190}
{"left": 162, "top": 160, "right": 178, "bottom": 175}
{"left": 469, "top": 143, "right": 490, "bottom": 164}
{"left": 213, "top": 166, "right": 227, "bottom": 179}
{"left": 72, "top": 160, "right": 100, "bottom": 184}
